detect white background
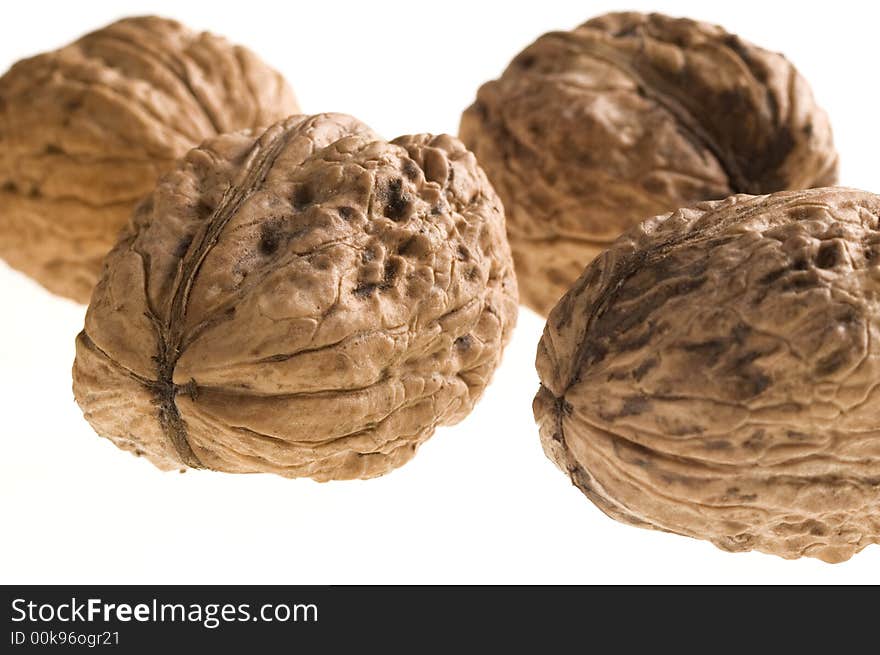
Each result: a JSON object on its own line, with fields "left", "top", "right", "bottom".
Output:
{"left": 2, "top": 0, "right": 878, "bottom": 584}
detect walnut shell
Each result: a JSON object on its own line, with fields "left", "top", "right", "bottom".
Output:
{"left": 0, "top": 16, "right": 299, "bottom": 302}
{"left": 72, "top": 113, "right": 518, "bottom": 481}
{"left": 534, "top": 187, "right": 880, "bottom": 562}
{"left": 461, "top": 12, "right": 839, "bottom": 316}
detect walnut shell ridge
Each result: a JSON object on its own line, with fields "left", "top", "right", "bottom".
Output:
{"left": 73, "top": 113, "right": 518, "bottom": 481}
{"left": 0, "top": 15, "right": 299, "bottom": 302}
{"left": 534, "top": 187, "right": 880, "bottom": 562}
{"left": 461, "top": 12, "right": 839, "bottom": 316}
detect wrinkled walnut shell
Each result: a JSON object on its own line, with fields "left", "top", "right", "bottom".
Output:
{"left": 534, "top": 187, "right": 880, "bottom": 562}
{"left": 461, "top": 12, "right": 839, "bottom": 315}
{"left": 0, "top": 15, "right": 299, "bottom": 302}
{"left": 73, "top": 113, "right": 518, "bottom": 481}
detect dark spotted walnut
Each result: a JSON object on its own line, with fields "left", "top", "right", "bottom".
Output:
{"left": 0, "top": 16, "right": 299, "bottom": 302}
{"left": 534, "top": 188, "right": 880, "bottom": 562}
{"left": 73, "top": 113, "right": 518, "bottom": 481}
{"left": 461, "top": 12, "right": 838, "bottom": 316}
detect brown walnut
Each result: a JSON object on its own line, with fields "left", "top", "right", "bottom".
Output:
{"left": 461, "top": 12, "right": 839, "bottom": 316}
{"left": 534, "top": 187, "right": 880, "bottom": 562}
{"left": 0, "top": 15, "right": 299, "bottom": 302}
{"left": 72, "top": 113, "right": 518, "bottom": 481}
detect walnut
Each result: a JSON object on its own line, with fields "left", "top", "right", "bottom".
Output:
{"left": 460, "top": 12, "right": 839, "bottom": 316}
{"left": 72, "top": 113, "right": 518, "bottom": 481}
{"left": 0, "top": 16, "right": 299, "bottom": 303}
{"left": 534, "top": 187, "right": 880, "bottom": 562}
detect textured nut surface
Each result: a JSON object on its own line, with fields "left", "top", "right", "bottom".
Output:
{"left": 534, "top": 188, "right": 880, "bottom": 562}
{"left": 0, "top": 15, "right": 299, "bottom": 302}
{"left": 461, "top": 12, "right": 839, "bottom": 316}
{"left": 73, "top": 113, "right": 518, "bottom": 481}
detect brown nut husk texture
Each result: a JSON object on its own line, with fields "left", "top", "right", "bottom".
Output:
{"left": 461, "top": 12, "right": 839, "bottom": 316}
{"left": 0, "top": 15, "right": 299, "bottom": 303}
{"left": 72, "top": 113, "right": 518, "bottom": 481}
{"left": 534, "top": 188, "right": 880, "bottom": 562}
